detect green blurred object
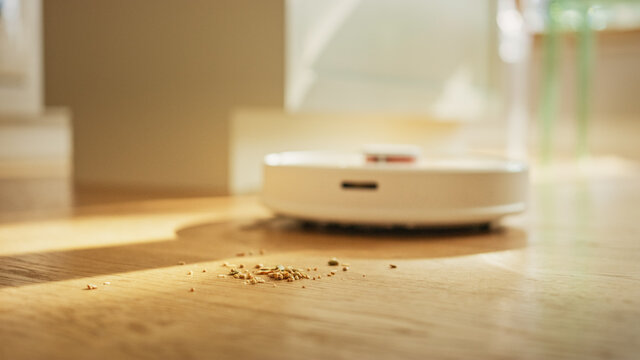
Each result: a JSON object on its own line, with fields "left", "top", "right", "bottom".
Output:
{"left": 540, "top": 1, "right": 561, "bottom": 163}
{"left": 576, "top": 2, "right": 594, "bottom": 160}
{"left": 540, "top": 0, "right": 595, "bottom": 163}
{"left": 539, "top": 0, "right": 640, "bottom": 162}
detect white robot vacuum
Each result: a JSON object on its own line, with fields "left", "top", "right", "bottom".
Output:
{"left": 262, "top": 146, "right": 528, "bottom": 227}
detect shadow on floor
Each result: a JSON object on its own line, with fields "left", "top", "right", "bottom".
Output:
{"left": 0, "top": 217, "right": 527, "bottom": 288}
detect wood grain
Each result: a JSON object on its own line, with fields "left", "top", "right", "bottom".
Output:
{"left": 1, "top": 161, "right": 640, "bottom": 360}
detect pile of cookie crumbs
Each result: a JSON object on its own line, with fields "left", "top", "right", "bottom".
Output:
{"left": 226, "top": 264, "right": 310, "bottom": 285}
{"left": 215, "top": 257, "right": 366, "bottom": 286}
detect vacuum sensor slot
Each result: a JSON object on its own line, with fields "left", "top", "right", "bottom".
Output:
{"left": 341, "top": 181, "right": 378, "bottom": 190}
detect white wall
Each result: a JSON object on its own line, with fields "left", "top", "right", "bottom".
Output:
{"left": 0, "top": 0, "right": 42, "bottom": 114}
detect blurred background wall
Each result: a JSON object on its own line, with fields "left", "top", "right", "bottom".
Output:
{"left": 44, "top": 0, "right": 284, "bottom": 195}
{"left": 19, "top": 0, "right": 640, "bottom": 199}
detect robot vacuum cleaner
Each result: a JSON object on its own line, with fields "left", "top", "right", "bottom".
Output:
{"left": 262, "top": 147, "right": 528, "bottom": 227}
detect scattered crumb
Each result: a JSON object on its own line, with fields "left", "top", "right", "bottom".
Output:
{"left": 202, "top": 269, "right": 207, "bottom": 273}
{"left": 330, "top": 270, "right": 337, "bottom": 275}
{"left": 218, "top": 274, "right": 226, "bottom": 278}
{"left": 239, "top": 264, "right": 245, "bottom": 269}
{"left": 255, "top": 264, "right": 263, "bottom": 269}
{"left": 177, "top": 261, "right": 186, "bottom": 265}
{"left": 328, "top": 258, "right": 339, "bottom": 266}
{"left": 103, "top": 281, "right": 111, "bottom": 285}
{"left": 222, "top": 262, "right": 229, "bottom": 267}
{"left": 189, "top": 288, "right": 195, "bottom": 292}
{"left": 302, "top": 285, "right": 306, "bottom": 289}
{"left": 313, "top": 267, "right": 318, "bottom": 271}
{"left": 86, "top": 284, "right": 98, "bottom": 290}
{"left": 187, "top": 271, "right": 193, "bottom": 275}
{"left": 362, "top": 274, "right": 366, "bottom": 277}
{"left": 342, "top": 266, "right": 349, "bottom": 272}
{"left": 389, "top": 264, "right": 397, "bottom": 269}
{"left": 236, "top": 252, "right": 245, "bottom": 257}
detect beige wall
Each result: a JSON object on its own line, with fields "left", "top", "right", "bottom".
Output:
{"left": 44, "top": 0, "right": 284, "bottom": 194}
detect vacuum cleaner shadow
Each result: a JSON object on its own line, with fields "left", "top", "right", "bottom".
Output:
{"left": 175, "top": 217, "right": 527, "bottom": 260}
